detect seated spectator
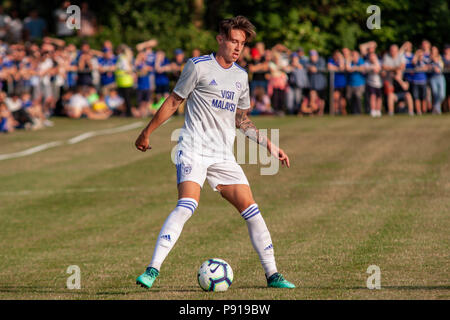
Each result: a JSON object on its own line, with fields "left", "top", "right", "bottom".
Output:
{"left": 387, "top": 69, "right": 414, "bottom": 115}
{"left": 92, "top": 93, "right": 113, "bottom": 118}
{"left": 66, "top": 86, "right": 109, "bottom": 120}
{"left": 365, "top": 52, "right": 383, "bottom": 117}
{"left": 0, "top": 102, "right": 18, "bottom": 133}
{"left": 306, "top": 50, "right": 327, "bottom": 116}
{"left": 346, "top": 50, "right": 366, "bottom": 114}
{"left": 21, "top": 92, "right": 48, "bottom": 129}
{"left": 105, "top": 89, "right": 126, "bottom": 116}
{"left": 250, "top": 86, "right": 273, "bottom": 115}
{"left": 328, "top": 50, "right": 347, "bottom": 115}
{"left": 299, "top": 88, "right": 325, "bottom": 116}
{"left": 5, "top": 92, "right": 33, "bottom": 128}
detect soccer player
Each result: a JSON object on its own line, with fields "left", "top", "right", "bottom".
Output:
{"left": 135, "top": 16, "right": 295, "bottom": 289}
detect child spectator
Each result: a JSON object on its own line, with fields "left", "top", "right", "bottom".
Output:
{"left": 105, "top": 89, "right": 126, "bottom": 116}
{"left": 250, "top": 86, "right": 273, "bottom": 115}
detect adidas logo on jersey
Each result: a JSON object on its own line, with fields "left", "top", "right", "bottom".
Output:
{"left": 160, "top": 234, "right": 171, "bottom": 242}
{"left": 209, "top": 79, "right": 218, "bottom": 86}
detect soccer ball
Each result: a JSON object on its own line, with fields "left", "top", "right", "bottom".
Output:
{"left": 197, "top": 258, "right": 233, "bottom": 292}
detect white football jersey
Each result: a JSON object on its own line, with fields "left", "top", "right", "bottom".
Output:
{"left": 173, "top": 53, "right": 250, "bottom": 162}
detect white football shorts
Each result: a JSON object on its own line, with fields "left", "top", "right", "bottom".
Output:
{"left": 175, "top": 149, "right": 249, "bottom": 191}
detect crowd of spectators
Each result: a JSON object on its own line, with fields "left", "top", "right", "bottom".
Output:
{"left": 240, "top": 40, "right": 450, "bottom": 117}
{"left": 1, "top": 3, "right": 450, "bottom": 134}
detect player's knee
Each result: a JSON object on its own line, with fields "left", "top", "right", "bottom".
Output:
{"left": 175, "top": 197, "right": 198, "bottom": 219}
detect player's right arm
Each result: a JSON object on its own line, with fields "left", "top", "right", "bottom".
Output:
{"left": 135, "top": 92, "right": 184, "bottom": 152}
{"left": 135, "top": 59, "right": 198, "bottom": 152}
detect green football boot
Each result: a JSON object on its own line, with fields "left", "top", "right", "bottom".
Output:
{"left": 267, "top": 272, "right": 296, "bottom": 289}
{"left": 136, "top": 267, "right": 159, "bottom": 289}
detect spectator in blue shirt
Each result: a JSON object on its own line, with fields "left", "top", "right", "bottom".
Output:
{"left": 328, "top": 50, "right": 348, "bottom": 115}
{"left": 98, "top": 49, "right": 117, "bottom": 95}
{"left": 411, "top": 49, "right": 429, "bottom": 114}
{"left": 346, "top": 50, "right": 366, "bottom": 114}
{"left": 135, "top": 51, "right": 153, "bottom": 117}
{"left": 23, "top": 10, "right": 47, "bottom": 41}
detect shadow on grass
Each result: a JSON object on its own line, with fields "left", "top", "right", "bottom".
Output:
{"left": 301, "top": 285, "right": 450, "bottom": 291}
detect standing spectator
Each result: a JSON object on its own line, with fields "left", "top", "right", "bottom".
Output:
{"left": 382, "top": 44, "right": 406, "bottom": 115}
{"left": 286, "top": 51, "right": 309, "bottom": 114}
{"left": 429, "top": 46, "right": 446, "bottom": 114}
{"left": 79, "top": 2, "right": 97, "bottom": 37}
{"left": 306, "top": 49, "right": 327, "bottom": 115}
{"left": 64, "top": 43, "right": 78, "bottom": 89}
{"left": 400, "top": 41, "right": 415, "bottom": 85}
{"left": 365, "top": 52, "right": 383, "bottom": 117}
{"left": 153, "top": 50, "right": 171, "bottom": 111}
{"left": 328, "top": 50, "right": 347, "bottom": 115}
{"left": 77, "top": 42, "right": 94, "bottom": 87}
{"left": 23, "top": 10, "right": 47, "bottom": 41}
{"left": 411, "top": 49, "right": 429, "bottom": 114}
{"left": 248, "top": 44, "right": 269, "bottom": 94}
{"left": 134, "top": 51, "right": 152, "bottom": 117}
{"left": 115, "top": 44, "right": 135, "bottom": 117}
{"left": 268, "top": 51, "right": 288, "bottom": 115}
{"left": 360, "top": 41, "right": 378, "bottom": 60}
{"left": 53, "top": 1, "right": 75, "bottom": 38}
{"left": 346, "top": 50, "right": 366, "bottom": 114}
{"left": 0, "top": 5, "right": 10, "bottom": 41}
{"left": 98, "top": 48, "right": 117, "bottom": 95}
{"left": 170, "top": 48, "right": 186, "bottom": 115}
{"left": 387, "top": 69, "right": 414, "bottom": 116}
{"left": 6, "top": 10, "right": 23, "bottom": 43}
{"left": 443, "top": 45, "right": 450, "bottom": 113}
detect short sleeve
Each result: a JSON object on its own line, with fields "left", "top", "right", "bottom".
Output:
{"left": 173, "top": 59, "right": 198, "bottom": 99}
{"left": 237, "top": 76, "right": 251, "bottom": 110}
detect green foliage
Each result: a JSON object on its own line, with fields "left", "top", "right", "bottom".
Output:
{"left": 18, "top": 0, "right": 450, "bottom": 56}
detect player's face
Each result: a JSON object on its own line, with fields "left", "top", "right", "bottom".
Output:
{"left": 217, "top": 29, "right": 246, "bottom": 63}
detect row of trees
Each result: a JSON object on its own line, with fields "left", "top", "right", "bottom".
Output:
{"left": 12, "top": 0, "right": 450, "bottom": 56}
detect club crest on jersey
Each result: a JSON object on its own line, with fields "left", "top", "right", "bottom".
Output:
{"left": 209, "top": 79, "right": 218, "bottom": 86}
{"left": 183, "top": 164, "right": 192, "bottom": 175}
{"left": 235, "top": 82, "right": 242, "bottom": 91}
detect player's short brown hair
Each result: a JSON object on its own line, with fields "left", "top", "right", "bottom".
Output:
{"left": 218, "top": 16, "right": 256, "bottom": 43}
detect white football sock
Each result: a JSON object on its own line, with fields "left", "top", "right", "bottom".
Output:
{"left": 149, "top": 198, "right": 198, "bottom": 271}
{"left": 241, "top": 203, "right": 278, "bottom": 278}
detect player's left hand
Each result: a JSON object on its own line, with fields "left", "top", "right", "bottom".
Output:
{"left": 270, "top": 145, "right": 290, "bottom": 168}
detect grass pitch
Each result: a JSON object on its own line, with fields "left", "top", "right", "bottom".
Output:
{"left": 0, "top": 115, "right": 449, "bottom": 300}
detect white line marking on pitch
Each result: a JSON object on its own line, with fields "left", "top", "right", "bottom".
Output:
{"left": 0, "top": 122, "right": 144, "bottom": 161}
{"left": 0, "top": 186, "right": 141, "bottom": 196}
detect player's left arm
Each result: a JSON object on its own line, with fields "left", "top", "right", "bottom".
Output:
{"left": 235, "top": 108, "right": 290, "bottom": 168}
